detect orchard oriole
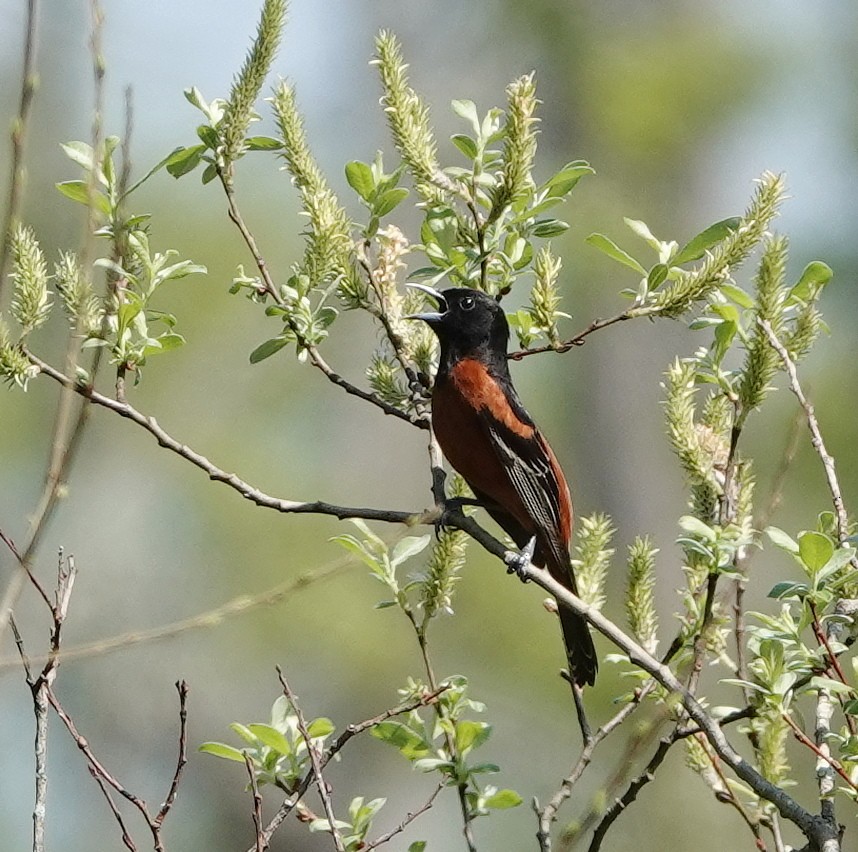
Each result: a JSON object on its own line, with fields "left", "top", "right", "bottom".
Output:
{"left": 408, "top": 284, "right": 597, "bottom": 686}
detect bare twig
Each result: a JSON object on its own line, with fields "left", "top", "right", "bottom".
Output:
{"left": 508, "top": 309, "right": 635, "bottom": 360}
{"left": 25, "top": 350, "right": 423, "bottom": 526}
{"left": 90, "top": 767, "right": 138, "bottom": 851}
{"left": 0, "top": 0, "right": 39, "bottom": 300}
{"left": 276, "top": 668, "right": 346, "bottom": 852}
{"left": 759, "top": 320, "right": 851, "bottom": 550}
{"left": 256, "top": 686, "right": 448, "bottom": 851}
{"left": 245, "top": 753, "right": 266, "bottom": 852}
{"left": 587, "top": 727, "right": 680, "bottom": 852}
{"left": 0, "top": 549, "right": 354, "bottom": 672}
{"left": 364, "top": 782, "right": 444, "bottom": 850}
{"left": 782, "top": 713, "right": 857, "bottom": 794}
{"left": 535, "top": 687, "right": 651, "bottom": 849}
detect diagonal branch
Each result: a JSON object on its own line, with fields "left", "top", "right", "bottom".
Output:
{"left": 26, "top": 350, "right": 423, "bottom": 526}
{"left": 445, "top": 511, "right": 838, "bottom": 850}
{"left": 275, "top": 668, "right": 346, "bottom": 852}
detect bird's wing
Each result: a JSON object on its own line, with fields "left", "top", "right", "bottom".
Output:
{"left": 480, "top": 410, "right": 572, "bottom": 575}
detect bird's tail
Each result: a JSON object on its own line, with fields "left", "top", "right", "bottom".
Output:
{"left": 558, "top": 606, "right": 598, "bottom": 687}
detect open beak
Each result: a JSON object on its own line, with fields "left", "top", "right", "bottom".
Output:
{"left": 404, "top": 282, "right": 448, "bottom": 323}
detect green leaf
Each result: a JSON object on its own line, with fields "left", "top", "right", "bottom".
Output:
{"left": 199, "top": 742, "right": 248, "bottom": 762}
{"left": 451, "top": 99, "right": 480, "bottom": 135}
{"left": 455, "top": 720, "right": 491, "bottom": 754}
{"left": 808, "top": 676, "right": 855, "bottom": 696}
{"left": 483, "top": 789, "right": 522, "bottom": 809}
{"left": 585, "top": 233, "right": 647, "bottom": 275}
{"left": 788, "top": 261, "right": 833, "bottom": 304}
{"left": 408, "top": 843, "right": 428, "bottom": 852}
{"left": 390, "top": 534, "right": 431, "bottom": 567}
{"left": 720, "top": 283, "right": 756, "bottom": 309}
{"left": 451, "top": 133, "right": 478, "bottom": 160}
{"left": 765, "top": 526, "right": 800, "bottom": 555}
{"left": 798, "top": 531, "right": 834, "bottom": 574}
{"left": 165, "top": 145, "right": 206, "bottom": 178}
{"left": 672, "top": 217, "right": 741, "bottom": 266}
{"left": 345, "top": 160, "right": 376, "bottom": 202}
{"left": 60, "top": 141, "right": 103, "bottom": 182}
{"left": 249, "top": 336, "right": 291, "bottom": 363}
{"left": 678, "top": 515, "right": 716, "bottom": 541}
{"left": 55, "top": 181, "right": 111, "bottom": 215}
{"left": 246, "top": 135, "right": 283, "bottom": 151}
{"left": 371, "top": 721, "right": 430, "bottom": 759}
{"left": 713, "top": 319, "right": 738, "bottom": 358}
{"left": 197, "top": 124, "right": 220, "bottom": 149}
{"left": 767, "top": 581, "right": 809, "bottom": 600}
{"left": 647, "top": 263, "right": 668, "bottom": 290}
{"left": 201, "top": 162, "right": 218, "bottom": 184}
{"left": 532, "top": 219, "right": 569, "bottom": 238}
{"left": 306, "top": 717, "right": 336, "bottom": 739}
{"left": 543, "top": 160, "right": 594, "bottom": 198}
{"left": 373, "top": 187, "right": 409, "bottom": 218}
{"left": 248, "top": 724, "right": 292, "bottom": 756}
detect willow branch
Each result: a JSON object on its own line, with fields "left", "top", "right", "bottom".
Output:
{"left": 25, "top": 350, "right": 424, "bottom": 526}
{"left": 446, "top": 512, "right": 836, "bottom": 848}
{"left": 216, "top": 166, "right": 426, "bottom": 429}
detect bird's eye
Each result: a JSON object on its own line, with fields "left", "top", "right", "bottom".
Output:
{"left": 460, "top": 295, "right": 475, "bottom": 311}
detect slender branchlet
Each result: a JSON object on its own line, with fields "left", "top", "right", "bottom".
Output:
{"left": 653, "top": 171, "right": 786, "bottom": 317}
{"left": 421, "top": 476, "right": 471, "bottom": 621}
{"left": 663, "top": 359, "right": 721, "bottom": 519}
{"left": 738, "top": 234, "right": 788, "bottom": 415}
{"left": 10, "top": 223, "right": 51, "bottom": 334}
{"left": 219, "top": 0, "right": 288, "bottom": 170}
{"left": 54, "top": 250, "right": 100, "bottom": 333}
{"left": 530, "top": 244, "right": 562, "bottom": 345}
{"left": 571, "top": 513, "right": 614, "bottom": 610}
{"left": 626, "top": 536, "right": 660, "bottom": 655}
{"left": 489, "top": 72, "right": 538, "bottom": 222}
{"left": 373, "top": 31, "right": 451, "bottom": 203}
{"left": 271, "top": 81, "right": 357, "bottom": 293}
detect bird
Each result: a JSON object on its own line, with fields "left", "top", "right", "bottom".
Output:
{"left": 407, "top": 284, "right": 597, "bottom": 686}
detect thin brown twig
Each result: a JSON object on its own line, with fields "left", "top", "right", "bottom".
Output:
{"left": 782, "top": 713, "right": 857, "bottom": 793}
{"left": 508, "top": 309, "right": 636, "bottom": 360}
{"left": 587, "top": 727, "right": 681, "bottom": 852}
{"left": 0, "top": 0, "right": 107, "bottom": 651}
{"left": 364, "top": 782, "right": 444, "bottom": 850}
{"left": 0, "top": 0, "right": 40, "bottom": 301}
{"left": 89, "top": 767, "right": 138, "bottom": 851}
{"left": 255, "top": 685, "right": 448, "bottom": 851}
{"left": 155, "top": 680, "right": 189, "bottom": 825}
{"left": 758, "top": 319, "right": 851, "bottom": 551}
{"left": 276, "top": 668, "right": 346, "bottom": 852}
{"left": 25, "top": 350, "right": 422, "bottom": 526}
{"left": 215, "top": 165, "right": 426, "bottom": 429}
{"left": 245, "top": 753, "right": 266, "bottom": 852}
{"left": 0, "top": 550, "right": 354, "bottom": 673}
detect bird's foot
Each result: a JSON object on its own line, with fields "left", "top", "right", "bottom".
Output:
{"left": 436, "top": 497, "right": 481, "bottom": 535}
{"left": 505, "top": 536, "right": 536, "bottom": 583}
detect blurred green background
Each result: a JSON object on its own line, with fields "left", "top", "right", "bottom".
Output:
{"left": 1, "top": 1, "right": 857, "bottom": 850}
